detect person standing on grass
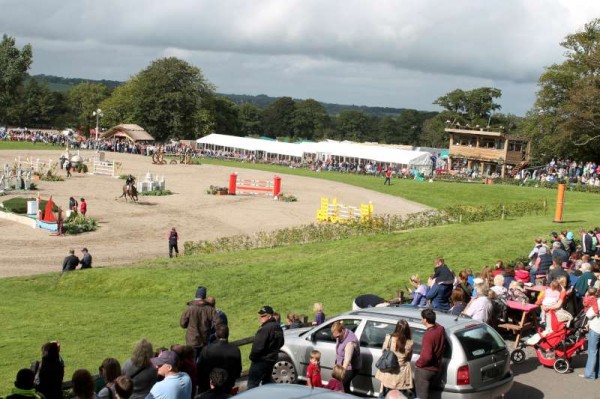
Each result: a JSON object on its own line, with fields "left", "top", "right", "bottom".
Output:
{"left": 415, "top": 309, "right": 445, "bottom": 399}
{"left": 247, "top": 306, "right": 285, "bottom": 389}
{"left": 180, "top": 287, "right": 218, "bottom": 368}
{"left": 384, "top": 168, "right": 392, "bottom": 185}
{"left": 169, "top": 227, "right": 179, "bottom": 258}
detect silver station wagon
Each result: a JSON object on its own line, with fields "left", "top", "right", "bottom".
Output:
{"left": 272, "top": 306, "right": 513, "bottom": 398}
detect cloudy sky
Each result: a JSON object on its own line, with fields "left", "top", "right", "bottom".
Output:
{"left": 2, "top": 0, "right": 599, "bottom": 116}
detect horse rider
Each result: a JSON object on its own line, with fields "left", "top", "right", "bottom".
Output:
{"left": 125, "top": 175, "right": 135, "bottom": 193}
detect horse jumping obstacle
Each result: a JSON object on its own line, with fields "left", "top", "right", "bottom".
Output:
{"left": 92, "top": 159, "right": 119, "bottom": 177}
{"left": 228, "top": 173, "right": 282, "bottom": 197}
{"left": 316, "top": 197, "right": 374, "bottom": 223}
{"left": 1, "top": 162, "right": 33, "bottom": 194}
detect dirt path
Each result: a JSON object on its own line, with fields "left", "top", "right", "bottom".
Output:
{"left": 0, "top": 149, "right": 429, "bottom": 277}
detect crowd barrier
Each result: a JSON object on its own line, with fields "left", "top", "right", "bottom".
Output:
{"left": 316, "top": 197, "right": 373, "bottom": 223}
{"left": 228, "top": 173, "right": 282, "bottom": 197}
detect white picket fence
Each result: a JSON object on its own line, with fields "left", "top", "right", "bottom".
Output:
{"left": 92, "top": 159, "right": 117, "bottom": 177}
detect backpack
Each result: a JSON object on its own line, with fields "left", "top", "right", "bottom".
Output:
{"left": 490, "top": 298, "right": 508, "bottom": 326}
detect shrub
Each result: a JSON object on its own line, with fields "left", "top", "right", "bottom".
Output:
{"left": 278, "top": 192, "right": 298, "bottom": 202}
{"left": 140, "top": 189, "right": 173, "bottom": 196}
{"left": 184, "top": 200, "right": 546, "bottom": 256}
{"left": 206, "top": 185, "right": 228, "bottom": 195}
{"left": 41, "top": 171, "right": 64, "bottom": 181}
{"left": 76, "top": 163, "right": 88, "bottom": 173}
{"left": 63, "top": 213, "right": 98, "bottom": 235}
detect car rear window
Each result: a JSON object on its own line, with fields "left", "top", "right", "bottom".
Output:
{"left": 454, "top": 324, "right": 506, "bottom": 361}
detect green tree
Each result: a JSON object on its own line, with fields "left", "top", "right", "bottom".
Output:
{"left": 433, "top": 87, "right": 502, "bottom": 126}
{"left": 523, "top": 18, "right": 600, "bottom": 161}
{"left": 292, "top": 99, "right": 329, "bottom": 140}
{"left": 131, "top": 57, "right": 215, "bottom": 140}
{"left": 0, "top": 35, "right": 32, "bottom": 124}
{"left": 200, "top": 96, "right": 241, "bottom": 136}
{"left": 335, "top": 110, "right": 374, "bottom": 141}
{"left": 99, "top": 82, "right": 137, "bottom": 127}
{"left": 238, "top": 103, "right": 264, "bottom": 137}
{"left": 6, "top": 79, "right": 61, "bottom": 127}
{"left": 262, "top": 97, "right": 296, "bottom": 138}
{"left": 66, "top": 82, "right": 111, "bottom": 133}
{"left": 421, "top": 112, "right": 454, "bottom": 148}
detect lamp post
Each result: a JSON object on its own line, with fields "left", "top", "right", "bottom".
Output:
{"left": 92, "top": 108, "right": 103, "bottom": 144}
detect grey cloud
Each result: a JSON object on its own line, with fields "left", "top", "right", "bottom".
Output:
{"left": 1, "top": 0, "right": 598, "bottom": 115}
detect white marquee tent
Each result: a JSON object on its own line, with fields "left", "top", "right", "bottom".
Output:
{"left": 196, "top": 133, "right": 435, "bottom": 171}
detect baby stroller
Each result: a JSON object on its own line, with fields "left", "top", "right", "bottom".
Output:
{"left": 511, "top": 309, "right": 588, "bottom": 373}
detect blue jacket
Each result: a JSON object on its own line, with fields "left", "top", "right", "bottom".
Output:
{"left": 426, "top": 284, "right": 452, "bottom": 311}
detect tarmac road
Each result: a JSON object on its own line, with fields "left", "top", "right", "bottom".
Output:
{"left": 506, "top": 344, "right": 599, "bottom": 399}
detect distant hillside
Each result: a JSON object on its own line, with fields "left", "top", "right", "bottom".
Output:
{"left": 29, "top": 74, "right": 123, "bottom": 92}
{"left": 30, "top": 74, "right": 427, "bottom": 117}
{"left": 222, "top": 93, "right": 411, "bottom": 117}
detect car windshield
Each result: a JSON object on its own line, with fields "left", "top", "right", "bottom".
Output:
{"left": 454, "top": 324, "right": 506, "bottom": 361}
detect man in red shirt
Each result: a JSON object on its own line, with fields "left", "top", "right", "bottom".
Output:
{"left": 415, "top": 309, "right": 445, "bottom": 399}
{"left": 384, "top": 169, "right": 392, "bottom": 185}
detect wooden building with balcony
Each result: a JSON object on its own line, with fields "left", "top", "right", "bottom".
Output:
{"left": 445, "top": 126, "right": 530, "bottom": 178}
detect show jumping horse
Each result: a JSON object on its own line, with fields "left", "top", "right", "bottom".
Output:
{"left": 119, "top": 184, "right": 138, "bottom": 202}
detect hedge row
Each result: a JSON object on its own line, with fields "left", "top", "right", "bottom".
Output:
{"left": 183, "top": 200, "right": 547, "bottom": 256}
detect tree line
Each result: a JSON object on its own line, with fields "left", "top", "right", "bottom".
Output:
{"left": 3, "top": 17, "right": 600, "bottom": 160}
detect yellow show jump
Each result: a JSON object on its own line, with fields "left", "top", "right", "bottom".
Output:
{"left": 316, "top": 197, "right": 374, "bottom": 223}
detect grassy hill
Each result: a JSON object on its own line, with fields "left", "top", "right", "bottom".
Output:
{"left": 0, "top": 153, "right": 597, "bottom": 394}
{"left": 29, "top": 74, "right": 434, "bottom": 118}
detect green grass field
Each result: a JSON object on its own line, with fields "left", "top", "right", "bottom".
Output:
{"left": 1, "top": 147, "right": 598, "bottom": 394}
{"left": 0, "top": 141, "right": 58, "bottom": 150}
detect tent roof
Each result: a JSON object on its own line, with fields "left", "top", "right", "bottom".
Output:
{"left": 101, "top": 124, "right": 155, "bottom": 142}
{"left": 197, "top": 133, "right": 436, "bottom": 166}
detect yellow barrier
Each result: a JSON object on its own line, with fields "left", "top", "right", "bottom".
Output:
{"left": 316, "top": 197, "right": 373, "bottom": 223}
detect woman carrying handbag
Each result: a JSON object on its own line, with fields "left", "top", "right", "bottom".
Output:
{"left": 375, "top": 320, "right": 414, "bottom": 398}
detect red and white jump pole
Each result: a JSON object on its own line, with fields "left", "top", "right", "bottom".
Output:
{"left": 228, "top": 173, "right": 282, "bottom": 197}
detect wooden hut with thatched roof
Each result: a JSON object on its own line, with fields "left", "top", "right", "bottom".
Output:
{"left": 101, "top": 124, "right": 155, "bottom": 143}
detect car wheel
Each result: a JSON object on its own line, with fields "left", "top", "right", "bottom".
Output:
{"left": 272, "top": 353, "right": 297, "bottom": 384}
{"left": 553, "top": 358, "right": 570, "bottom": 374}
{"left": 510, "top": 349, "right": 526, "bottom": 364}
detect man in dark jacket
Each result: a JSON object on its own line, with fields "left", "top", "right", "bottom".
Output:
{"left": 198, "top": 324, "right": 242, "bottom": 394}
{"left": 247, "top": 305, "right": 284, "bottom": 389}
{"left": 61, "top": 249, "right": 79, "bottom": 272}
{"left": 180, "top": 287, "right": 217, "bottom": 365}
{"left": 415, "top": 309, "right": 445, "bottom": 399}
{"left": 80, "top": 248, "right": 92, "bottom": 269}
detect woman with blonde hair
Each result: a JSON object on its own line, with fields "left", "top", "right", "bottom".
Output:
{"left": 121, "top": 339, "right": 157, "bottom": 399}
{"left": 409, "top": 275, "right": 428, "bottom": 307}
{"left": 375, "top": 320, "right": 413, "bottom": 398}
{"left": 312, "top": 303, "right": 325, "bottom": 325}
